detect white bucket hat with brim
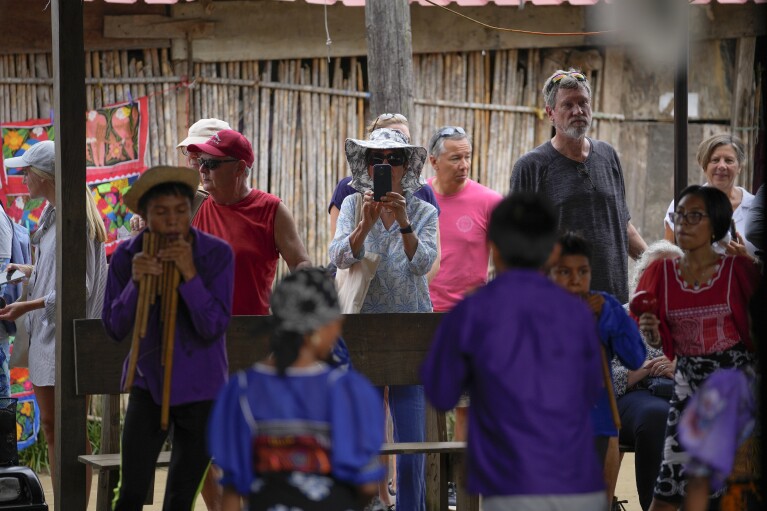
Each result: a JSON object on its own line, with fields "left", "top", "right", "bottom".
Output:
{"left": 345, "top": 128, "right": 427, "bottom": 194}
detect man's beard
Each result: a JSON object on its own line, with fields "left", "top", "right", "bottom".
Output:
{"left": 559, "top": 119, "right": 591, "bottom": 139}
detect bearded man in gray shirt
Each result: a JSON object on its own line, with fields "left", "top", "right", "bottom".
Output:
{"left": 510, "top": 69, "right": 646, "bottom": 303}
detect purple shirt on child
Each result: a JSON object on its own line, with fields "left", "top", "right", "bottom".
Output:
{"left": 421, "top": 269, "right": 605, "bottom": 497}
{"left": 102, "top": 227, "right": 234, "bottom": 406}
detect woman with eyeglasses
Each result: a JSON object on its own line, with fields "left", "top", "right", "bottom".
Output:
{"left": 664, "top": 134, "right": 758, "bottom": 259}
{"left": 634, "top": 185, "right": 759, "bottom": 511}
{"left": 329, "top": 128, "right": 438, "bottom": 511}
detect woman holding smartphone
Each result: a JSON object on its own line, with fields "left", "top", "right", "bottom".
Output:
{"left": 329, "top": 128, "right": 438, "bottom": 511}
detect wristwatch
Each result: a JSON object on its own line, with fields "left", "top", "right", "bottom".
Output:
{"left": 399, "top": 224, "right": 413, "bottom": 234}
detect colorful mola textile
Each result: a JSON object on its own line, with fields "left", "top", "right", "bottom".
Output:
{"left": 10, "top": 367, "right": 39, "bottom": 451}
{"left": 0, "top": 97, "right": 149, "bottom": 254}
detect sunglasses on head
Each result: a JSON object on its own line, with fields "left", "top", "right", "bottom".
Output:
{"left": 551, "top": 71, "right": 587, "bottom": 84}
{"left": 198, "top": 158, "right": 239, "bottom": 170}
{"left": 428, "top": 126, "right": 467, "bottom": 153}
{"left": 368, "top": 152, "right": 406, "bottom": 167}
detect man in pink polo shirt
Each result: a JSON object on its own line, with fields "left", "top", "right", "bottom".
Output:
{"left": 426, "top": 126, "right": 502, "bottom": 440}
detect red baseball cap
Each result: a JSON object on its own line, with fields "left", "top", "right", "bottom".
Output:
{"left": 187, "top": 129, "right": 254, "bottom": 168}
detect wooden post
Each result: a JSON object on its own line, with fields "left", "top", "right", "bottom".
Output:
{"left": 673, "top": 1, "right": 688, "bottom": 204}
{"left": 730, "top": 37, "right": 757, "bottom": 189}
{"left": 97, "top": 395, "right": 122, "bottom": 509}
{"left": 52, "top": 0, "right": 88, "bottom": 508}
{"left": 364, "top": 0, "right": 415, "bottom": 120}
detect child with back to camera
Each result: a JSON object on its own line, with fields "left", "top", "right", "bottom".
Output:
{"left": 422, "top": 193, "right": 608, "bottom": 511}
{"left": 208, "top": 267, "right": 385, "bottom": 511}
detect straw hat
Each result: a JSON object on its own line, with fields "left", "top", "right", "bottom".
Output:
{"left": 123, "top": 166, "right": 200, "bottom": 213}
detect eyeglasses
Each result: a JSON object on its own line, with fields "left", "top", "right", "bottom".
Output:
{"left": 668, "top": 211, "right": 708, "bottom": 225}
{"left": 428, "top": 126, "right": 467, "bottom": 153}
{"left": 198, "top": 158, "right": 239, "bottom": 170}
{"left": 576, "top": 164, "right": 596, "bottom": 191}
{"left": 369, "top": 152, "right": 406, "bottom": 167}
{"left": 371, "top": 113, "right": 408, "bottom": 132}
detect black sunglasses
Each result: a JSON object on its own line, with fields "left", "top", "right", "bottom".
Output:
{"left": 198, "top": 158, "right": 239, "bottom": 170}
{"left": 368, "top": 152, "right": 406, "bottom": 167}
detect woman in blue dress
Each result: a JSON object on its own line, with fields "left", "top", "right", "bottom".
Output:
{"left": 208, "top": 268, "right": 385, "bottom": 511}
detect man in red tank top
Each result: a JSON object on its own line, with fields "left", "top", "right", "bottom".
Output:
{"left": 187, "top": 129, "right": 311, "bottom": 315}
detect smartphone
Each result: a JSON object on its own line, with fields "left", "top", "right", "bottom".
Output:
{"left": 373, "top": 163, "right": 392, "bottom": 202}
{"left": 730, "top": 220, "right": 737, "bottom": 240}
{"left": 0, "top": 269, "right": 25, "bottom": 286}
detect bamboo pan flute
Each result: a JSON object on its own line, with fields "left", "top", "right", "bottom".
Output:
{"left": 124, "top": 232, "right": 180, "bottom": 430}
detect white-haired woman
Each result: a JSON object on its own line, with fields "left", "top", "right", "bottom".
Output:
{"left": 664, "top": 133, "right": 757, "bottom": 258}
{"left": 0, "top": 141, "right": 107, "bottom": 501}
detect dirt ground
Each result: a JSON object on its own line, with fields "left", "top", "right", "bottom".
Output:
{"left": 35, "top": 454, "right": 645, "bottom": 510}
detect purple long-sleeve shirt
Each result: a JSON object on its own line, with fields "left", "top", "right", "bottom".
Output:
{"left": 102, "top": 227, "right": 234, "bottom": 406}
{"left": 421, "top": 269, "right": 605, "bottom": 497}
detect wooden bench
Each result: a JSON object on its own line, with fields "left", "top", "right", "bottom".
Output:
{"left": 74, "top": 314, "right": 478, "bottom": 511}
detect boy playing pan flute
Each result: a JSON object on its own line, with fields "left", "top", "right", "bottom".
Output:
{"left": 102, "top": 165, "right": 234, "bottom": 511}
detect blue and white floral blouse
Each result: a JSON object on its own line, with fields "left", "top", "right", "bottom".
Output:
{"left": 329, "top": 192, "right": 438, "bottom": 313}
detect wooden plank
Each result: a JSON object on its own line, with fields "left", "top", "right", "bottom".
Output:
{"left": 75, "top": 313, "right": 444, "bottom": 395}
{"left": 79, "top": 450, "right": 172, "bottom": 469}
{"left": 379, "top": 442, "right": 464, "bottom": 455}
{"left": 52, "top": 1, "right": 88, "bottom": 508}
{"left": 104, "top": 15, "right": 215, "bottom": 39}
{"left": 97, "top": 395, "right": 122, "bottom": 511}
{"left": 80, "top": 444, "right": 465, "bottom": 467}
{"left": 0, "top": 0, "right": 170, "bottom": 53}
{"left": 170, "top": 2, "right": 592, "bottom": 62}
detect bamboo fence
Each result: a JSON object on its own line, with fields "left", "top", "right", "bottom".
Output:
{"left": 1, "top": 48, "right": 758, "bottom": 282}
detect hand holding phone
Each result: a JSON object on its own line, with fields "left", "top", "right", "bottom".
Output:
{"left": 729, "top": 220, "right": 737, "bottom": 240}
{"left": 373, "top": 164, "right": 392, "bottom": 202}
{"left": 0, "top": 269, "right": 26, "bottom": 286}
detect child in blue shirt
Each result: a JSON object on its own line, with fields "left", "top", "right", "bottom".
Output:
{"left": 549, "top": 231, "right": 646, "bottom": 505}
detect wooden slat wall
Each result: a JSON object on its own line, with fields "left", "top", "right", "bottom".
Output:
{"left": 0, "top": 45, "right": 760, "bottom": 262}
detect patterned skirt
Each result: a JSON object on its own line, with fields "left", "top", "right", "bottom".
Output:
{"left": 653, "top": 345, "right": 756, "bottom": 503}
{"left": 249, "top": 472, "right": 360, "bottom": 511}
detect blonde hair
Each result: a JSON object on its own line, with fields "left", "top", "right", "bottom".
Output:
{"left": 86, "top": 187, "right": 107, "bottom": 243}
{"left": 28, "top": 166, "right": 54, "bottom": 182}
{"left": 366, "top": 113, "right": 410, "bottom": 141}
